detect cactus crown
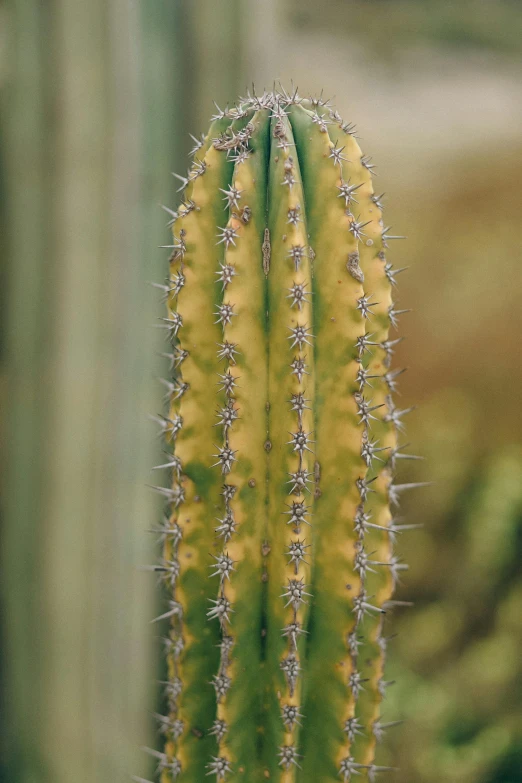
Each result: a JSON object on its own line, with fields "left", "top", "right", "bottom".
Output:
{"left": 148, "top": 88, "right": 416, "bottom": 783}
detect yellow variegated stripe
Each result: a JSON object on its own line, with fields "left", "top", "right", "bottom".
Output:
{"left": 212, "top": 110, "right": 270, "bottom": 782}
{"left": 289, "top": 103, "right": 367, "bottom": 782}
{"left": 334, "top": 113, "right": 399, "bottom": 773}
{"left": 161, "top": 115, "right": 244, "bottom": 782}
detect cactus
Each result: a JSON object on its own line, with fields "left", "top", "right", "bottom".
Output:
{"left": 146, "top": 88, "right": 417, "bottom": 783}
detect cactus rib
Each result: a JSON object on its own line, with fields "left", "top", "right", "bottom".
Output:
{"left": 265, "top": 108, "right": 316, "bottom": 782}
{"left": 210, "top": 109, "right": 270, "bottom": 781}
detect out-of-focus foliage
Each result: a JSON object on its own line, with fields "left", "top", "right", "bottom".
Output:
{"left": 379, "top": 142, "right": 522, "bottom": 781}
{"left": 286, "top": 0, "right": 522, "bottom": 56}
{"left": 0, "top": 2, "right": 183, "bottom": 780}
{"left": 386, "top": 443, "right": 522, "bottom": 783}
{"left": 390, "top": 149, "right": 522, "bottom": 446}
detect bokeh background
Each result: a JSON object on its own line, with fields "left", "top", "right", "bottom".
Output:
{"left": 1, "top": 1, "right": 522, "bottom": 782}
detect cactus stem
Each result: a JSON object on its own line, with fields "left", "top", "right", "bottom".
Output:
{"left": 149, "top": 90, "right": 418, "bottom": 783}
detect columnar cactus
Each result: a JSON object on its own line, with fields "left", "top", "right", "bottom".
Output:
{"left": 146, "top": 88, "right": 418, "bottom": 783}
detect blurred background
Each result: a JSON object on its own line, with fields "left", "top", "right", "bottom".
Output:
{"left": 1, "top": 1, "right": 521, "bottom": 782}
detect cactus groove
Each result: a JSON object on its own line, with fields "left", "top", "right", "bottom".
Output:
{"left": 148, "top": 88, "right": 417, "bottom": 783}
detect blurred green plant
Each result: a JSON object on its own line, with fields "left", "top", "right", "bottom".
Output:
{"left": 287, "top": 0, "right": 522, "bottom": 58}
{"left": 385, "top": 443, "right": 522, "bottom": 783}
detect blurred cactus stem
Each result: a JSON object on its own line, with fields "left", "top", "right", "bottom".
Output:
{"left": 150, "top": 87, "right": 417, "bottom": 783}
{"left": 1, "top": 2, "right": 195, "bottom": 782}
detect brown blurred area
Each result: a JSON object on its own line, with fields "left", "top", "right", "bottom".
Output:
{"left": 1, "top": 1, "right": 521, "bottom": 782}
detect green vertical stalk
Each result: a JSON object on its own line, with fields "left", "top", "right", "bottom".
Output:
{"left": 1, "top": 2, "right": 186, "bottom": 782}
{"left": 148, "top": 89, "right": 413, "bottom": 783}
{"left": 1, "top": 3, "right": 50, "bottom": 778}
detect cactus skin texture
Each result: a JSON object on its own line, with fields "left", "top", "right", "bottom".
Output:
{"left": 147, "top": 88, "right": 416, "bottom": 783}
